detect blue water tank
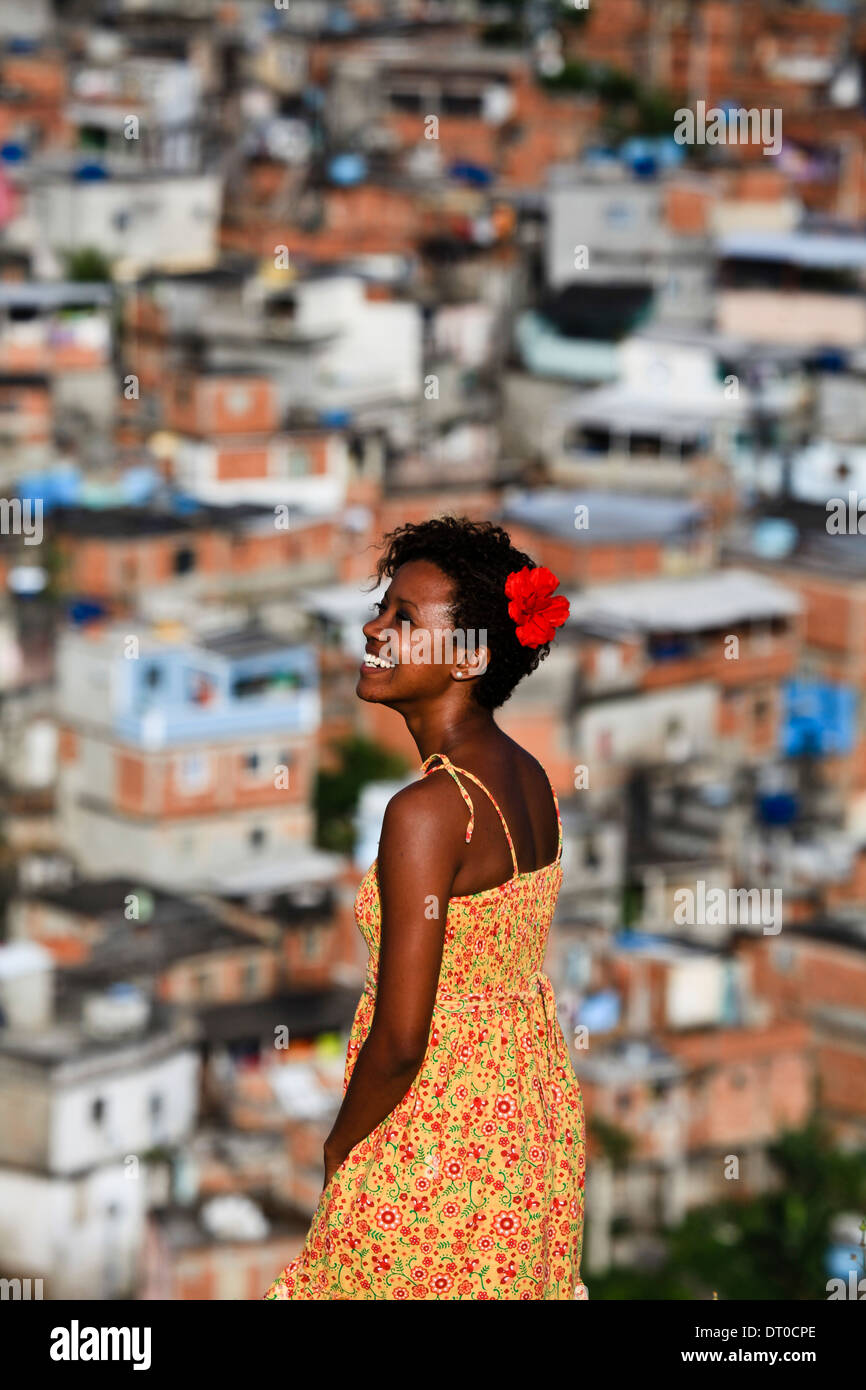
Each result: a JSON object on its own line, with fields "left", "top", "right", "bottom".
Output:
{"left": 328, "top": 153, "right": 367, "bottom": 186}
{"left": 449, "top": 161, "right": 493, "bottom": 187}
{"left": 74, "top": 162, "right": 109, "bottom": 181}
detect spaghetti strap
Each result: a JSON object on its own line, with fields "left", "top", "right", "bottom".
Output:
{"left": 421, "top": 752, "right": 519, "bottom": 877}
{"left": 545, "top": 770, "right": 563, "bottom": 862}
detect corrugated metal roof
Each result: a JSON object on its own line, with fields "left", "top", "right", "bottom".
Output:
{"left": 568, "top": 567, "right": 802, "bottom": 632}
{"left": 501, "top": 488, "right": 705, "bottom": 543}
{"left": 718, "top": 230, "right": 866, "bottom": 269}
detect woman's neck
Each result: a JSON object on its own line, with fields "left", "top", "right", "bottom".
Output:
{"left": 406, "top": 704, "right": 497, "bottom": 764}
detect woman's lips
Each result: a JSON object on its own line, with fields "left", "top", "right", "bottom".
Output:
{"left": 360, "top": 653, "right": 397, "bottom": 675}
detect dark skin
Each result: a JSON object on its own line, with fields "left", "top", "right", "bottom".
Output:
{"left": 321, "top": 558, "right": 561, "bottom": 1190}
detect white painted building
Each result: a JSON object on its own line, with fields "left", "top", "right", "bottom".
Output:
{"left": 0, "top": 943, "right": 199, "bottom": 1299}
{"left": 30, "top": 173, "right": 223, "bottom": 274}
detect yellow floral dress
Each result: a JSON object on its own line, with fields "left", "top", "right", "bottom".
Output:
{"left": 264, "top": 752, "right": 588, "bottom": 1300}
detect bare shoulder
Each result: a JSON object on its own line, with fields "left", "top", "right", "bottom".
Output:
{"left": 380, "top": 770, "right": 467, "bottom": 840}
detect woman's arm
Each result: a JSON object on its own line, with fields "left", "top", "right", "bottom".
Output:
{"left": 321, "top": 776, "right": 460, "bottom": 1186}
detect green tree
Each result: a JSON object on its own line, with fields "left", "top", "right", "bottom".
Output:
{"left": 586, "top": 1116, "right": 866, "bottom": 1300}
{"left": 64, "top": 247, "right": 113, "bottom": 282}
{"left": 314, "top": 735, "right": 409, "bottom": 853}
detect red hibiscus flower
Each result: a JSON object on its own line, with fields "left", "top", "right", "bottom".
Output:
{"left": 504, "top": 567, "right": 570, "bottom": 648}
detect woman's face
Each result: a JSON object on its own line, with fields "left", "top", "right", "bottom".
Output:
{"left": 357, "top": 559, "right": 486, "bottom": 708}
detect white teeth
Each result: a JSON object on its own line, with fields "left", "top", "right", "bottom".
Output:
{"left": 364, "top": 653, "right": 395, "bottom": 669}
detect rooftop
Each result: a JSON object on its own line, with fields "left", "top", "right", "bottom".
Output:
{"left": 199, "top": 624, "right": 305, "bottom": 660}
{"left": 725, "top": 499, "right": 866, "bottom": 580}
{"left": 0, "top": 998, "right": 198, "bottom": 1069}
{"left": 717, "top": 230, "right": 866, "bottom": 270}
{"left": 501, "top": 489, "right": 706, "bottom": 545}
{"left": 49, "top": 500, "right": 294, "bottom": 540}
{"left": 568, "top": 567, "right": 801, "bottom": 635}
{"left": 0, "top": 282, "right": 113, "bottom": 308}
{"left": 197, "top": 986, "right": 361, "bottom": 1046}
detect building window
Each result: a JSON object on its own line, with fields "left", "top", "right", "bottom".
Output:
{"left": 604, "top": 201, "right": 635, "bottom": 228}
{"left": 389, "top": 90, "right": 423, "bottom": 114}
{"left": 232, "top": 668, "right": 305, "bottom": 699}
{"left": 173, "top": 546, "right": 196, "bottom": 575}
{"left": 243, "top": 960, "right": 259, "bottom": 994}
{"left": 249, "top": 827, "right": 267, "bottom": 850}
{"left": 583, "top": 837, "right": 601, "bottom": 870}
{"left": 596, "top": 729, "right": 613, "bottom": 759}
{"left": 242, "top": 750, "right": 267, "bottom": 781}
{"left": 176, "top": 752, "right": 211, "bottom": 795}
{"left": 186, "top": 670, "right": 217, "bottom": 705}
{"left": 302, "top": 926, "right": 320, "bottom": 961}
{"left": 225, "top": 386, "right": 251, "bottom": 416}
{"left": 287, "top": 449, "right": 311, "bottom": 477}
{"left": 149, "top": 1094, "right": 163, "bottom": 1121}
{"left": 91, "top": 1097, "right": 107, "bottom": 1125}
{"left": 144, "top": 664, "right": 162, "bottom": 689}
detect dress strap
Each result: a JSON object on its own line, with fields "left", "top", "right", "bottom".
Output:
{"left": 421, "top": 752, "right": 519, "bottom": 877}
{"left": 545, "top": 770, "right": 563, "bottom": 862}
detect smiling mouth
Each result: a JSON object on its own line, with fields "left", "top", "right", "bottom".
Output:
{"left": 362, "top": 652, "right": 397, "bottom": 670}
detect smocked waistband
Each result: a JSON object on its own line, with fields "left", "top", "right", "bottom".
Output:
{"left": 362, "top": 969, "right": 553, "bottom": 1015}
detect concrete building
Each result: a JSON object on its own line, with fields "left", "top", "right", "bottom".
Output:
{"left": 0, "top": 940, "right": 200, "bottom": 1300}
{"left": 55, "top": 621, "right": 325, "bottom": 891}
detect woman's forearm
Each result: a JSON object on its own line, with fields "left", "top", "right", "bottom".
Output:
{"left": 323, "top": 1024, "right": 425, "bottom": 1175}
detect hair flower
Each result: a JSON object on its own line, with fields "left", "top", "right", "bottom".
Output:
{"left": 504, "top": 566, "right": 570, "bottom": 648}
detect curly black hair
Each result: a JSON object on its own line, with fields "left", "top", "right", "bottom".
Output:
{"left": 374, "top": 516, "right": 553, "bottom": 710}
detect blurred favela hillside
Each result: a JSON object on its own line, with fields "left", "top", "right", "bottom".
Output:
{"left": 0, "top": 0, "right": 864, "bottom": 1302}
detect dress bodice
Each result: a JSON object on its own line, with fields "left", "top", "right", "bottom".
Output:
{"left": 353, "top": 752, "right": 563, "bottom": 1002}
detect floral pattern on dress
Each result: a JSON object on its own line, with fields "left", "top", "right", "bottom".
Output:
{"left": 264, "top": 754, "right": 587, "bottom": 1300}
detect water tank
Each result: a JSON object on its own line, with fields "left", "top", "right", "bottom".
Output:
{"left": 201, "top": 1195, "right": 269, "bottom": 1242}
{"left": 82, "top": 983, "right": 150, "bottom": 1040}
{"left": 0, "top": 941, "right": 53, "bottom": 1031}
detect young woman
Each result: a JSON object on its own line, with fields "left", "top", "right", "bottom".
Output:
{"left": 264, "top": 517, "right": 588, "bottom": 1300}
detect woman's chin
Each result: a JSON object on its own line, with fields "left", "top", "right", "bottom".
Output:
{"left": 356, "top": 673, "right": 393, "bottom": 704}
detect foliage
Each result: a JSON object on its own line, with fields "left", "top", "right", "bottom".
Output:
{"left": 585, "top": 1116, "right": 866, "bottom": 1300}
{"left": 541, "top": 59, "right": 592, "bottom": 93}
{"left": 540, "top": 53, "right": 678, "bottom": 141}
{"left": 64, "top": 246, "right": 113, "bottom": 282}
{"left": 314, "top": 735, "right": 409, "bottom": 853}
{"left": 590, "top": 1115, "right": 636, "bottom": 1170}
{"left": 480, "top": 22, "right": 523, "bottom": 46}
